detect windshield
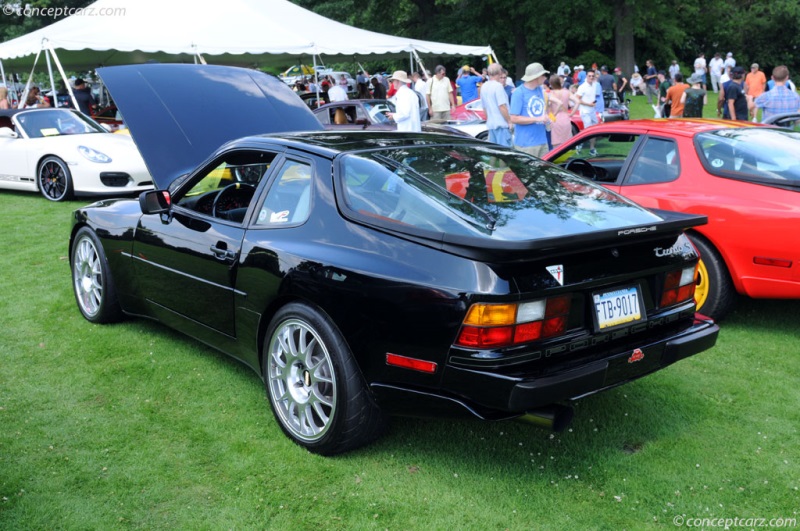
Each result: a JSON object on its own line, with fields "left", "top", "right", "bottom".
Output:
{"left": 16, "top": 109, "right": 106, "bottom": 138}
{"left": 695, "top": 128, "right": 800, "bottom": 186}
{"left": 339, "top": 144, "right": 662, "bottom": 241}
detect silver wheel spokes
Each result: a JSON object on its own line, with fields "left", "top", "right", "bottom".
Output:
{"left": 73, "top": 238, "right": 103, "bottom": 316}
{"left": 268, "top": 319, "right": 336, "bottom": 442}
{"left": 41, "top": 162, "right": 66, "bottom": 199}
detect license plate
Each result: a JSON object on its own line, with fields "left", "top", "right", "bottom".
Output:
{"left": 593, "top": 286, "right": 644, "bottom": 330}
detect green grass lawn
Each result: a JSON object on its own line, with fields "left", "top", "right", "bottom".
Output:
{"left": 1, "top": 180, "right": 799, "bottom": 528}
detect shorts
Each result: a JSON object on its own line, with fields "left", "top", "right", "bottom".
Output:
{"left": 514, "top": 144, "right": 549, "bottom": 158}
{"left": 488, "top": 127, "right": 512, "bottom": 147}
{"left": 580, "top": 111, "right": 599, "bottom": 128}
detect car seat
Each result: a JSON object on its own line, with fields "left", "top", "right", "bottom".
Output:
{"left": 334, "top": 108, "right": 348, "bottom": 125}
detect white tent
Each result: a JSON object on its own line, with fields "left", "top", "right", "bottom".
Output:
{"left": 0, "top": 0, "right": 494, "bottom": 69}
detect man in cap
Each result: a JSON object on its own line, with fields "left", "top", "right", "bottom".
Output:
{"left": 480, "top": 63, "right": 513, "bottom": 147}
{"left": 725, "top": 66, "right": 749, "bottom": 120}
{"left": 509, "top": 62, "right": 551, "bottom": 157}
{"left": 386, "top": 71, "right": 421, "bottom": 132}
{"left": 723, "top": 52, "right": 736, "bottom": 72}
{"left": 456, "top": 65, "right": 483, "bottom": 104}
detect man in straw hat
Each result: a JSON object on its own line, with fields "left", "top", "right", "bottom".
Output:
{"left": 386, "top": 71, "right": 421, "bottom": 132}
{"left": 509, "top": 62, "right": 551, "bottom": 157}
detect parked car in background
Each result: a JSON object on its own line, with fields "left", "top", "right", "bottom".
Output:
{"left": 314, "top": 99, "right": 473, "bottom": 137}
{"left": 544, "top": 119, "right": 800, "bottom": 319}
{"left": 70, "top": 64, "right": 718, "bottom": 455}
{"left": 0, "top": 108, "right": 152, "bottom": 201}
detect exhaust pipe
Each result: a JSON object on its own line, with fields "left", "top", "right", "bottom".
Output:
{"left": 518, "top": 404, "right": 574, "bottom": 432}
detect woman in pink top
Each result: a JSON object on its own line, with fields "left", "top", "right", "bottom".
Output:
{"left": 548, "top": 75, "right": 580, "bottom": 148}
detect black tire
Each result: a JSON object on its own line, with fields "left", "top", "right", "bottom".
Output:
{"left": 477, "top": 131, "right": 489, "bottom": 141}
{"left": 262, "top": 302, "right": 386, "bottom": 455}
{"left": 71, "top": 227, "right": 123, "bottom": 323}
{"left": 688, "top": 234, "right": 737, "bottom": 320}
{"left": 38, "top": 156, "right": 74, "bottom": 202}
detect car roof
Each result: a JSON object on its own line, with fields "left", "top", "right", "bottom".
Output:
{"left": 588, "top": 118, "right": 764, "bottom": 137}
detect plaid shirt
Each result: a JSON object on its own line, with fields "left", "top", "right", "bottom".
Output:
{"left": 755, "top": 84, "right": 800, "bottom": 120}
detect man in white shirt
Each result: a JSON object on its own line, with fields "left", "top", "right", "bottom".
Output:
{"left": 694, "top": 53, "right": 708, "bottom": 90}
{"left": 708, "top": 53, "right": 724, "bottom": 93}
{"left": 386, "top": 71, "right": 421, "bottom": 132}
{"left": 724, "top": 52, "right": 736, "bottom": 72}
{"left": 575, "top": 71, "right": 599, "bottom": 155}
{"left": 328, "top": 83, "right": 348, "bottom": 102}
{"left": 412, "top": 71, "right": 429, "bottom": 120}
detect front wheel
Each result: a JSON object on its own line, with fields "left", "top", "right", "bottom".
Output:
{"left": 71, "top": 227, "right": 123, "bottom": 323}
{"left": 38, "top": 156, "right": 74, "bottom": 201}
{"left": 689, "top": 234, "right": 736, "bottom": 320}
{"left": 263, "top": 302, "right": 386, "bottom": 455}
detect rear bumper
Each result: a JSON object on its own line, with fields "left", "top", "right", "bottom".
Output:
{"left": 432, "top": 316, "right": 718, "bottom": 416}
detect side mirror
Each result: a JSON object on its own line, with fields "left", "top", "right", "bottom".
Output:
{"left": 139, "top": 189, "right": 171, "bottom": 215}
{"left": 0, "top": 127, "right": 17, "bottom": 138}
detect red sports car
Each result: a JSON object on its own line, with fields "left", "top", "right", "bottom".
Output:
{"left": 544, "top": 119, "right": 800, "bottom": 319}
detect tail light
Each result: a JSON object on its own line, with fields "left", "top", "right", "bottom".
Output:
{"left": 660, "top": 265, "right": 697, "bottom": 308}
{"left": 456, "top": 295, "right": 572, "bottom": 349}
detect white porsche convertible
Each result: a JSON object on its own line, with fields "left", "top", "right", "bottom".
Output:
{"left": 0, "top": 108, "right": 152, "bottom": 201}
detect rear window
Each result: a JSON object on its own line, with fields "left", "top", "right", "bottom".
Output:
{"left": 695, "top": 128, "right": 800, "bottom": 185}
{"left": 338, "top": 144, "right": 662, "bottom": 241}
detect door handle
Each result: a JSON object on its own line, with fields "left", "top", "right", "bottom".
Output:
{"left": 210, "top": 244, "right": 236, "bottom": 261}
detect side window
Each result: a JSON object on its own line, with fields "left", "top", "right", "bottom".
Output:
{"left": 625, "top": 137, "right": 680, "bottom": 185}
{"left": 552, "top": 133, "right": 640, "bottom": 183}
{"left": 255, "top": 160, "right": 313, "bottom": 226}
{"left": 316, "top": 109, "right": 330, "bottom": 125}
{"left": 175, "top": 150, "right": 276, "bottom": 222}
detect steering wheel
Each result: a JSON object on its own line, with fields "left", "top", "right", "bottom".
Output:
{"left": 565, "top": 158, "right": 598, "bottom": 180}
{"left": 211, "top": 183, "right": 256, "bottom": 219}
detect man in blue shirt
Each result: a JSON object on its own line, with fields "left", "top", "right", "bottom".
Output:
{"left": 755, "top": 65, "right": 800, "bottom": 121}
{"left": 510, "top": 62, "right": 550, "bottom": 158}
{"left": 456, "top": 65, "right": 483, "bottom": 104}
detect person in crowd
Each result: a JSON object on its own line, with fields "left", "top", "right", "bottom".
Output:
{"left": 723, "top": 52, "right": 736, "bottom": 72}
{"left": 411, "top": 71, "right": 429, "bottom": 120}
{"left": 708, "top": 53, "right": 724, "bottom": 93}
{"left": 725, "top": 67, "right": 749, "bottom": 120}
{"left": 456, "top": 65, "right": 482, "bottom": 104}
{"left": 337, "top": 74, "right": 349, "bottom": 90}
{"left": 597, "top": 65, "right": 616, "bottom": 92}
{"left": 614, "top": 67, "right": 628, "bottom": 100}
{"left": 745, "top": 63, "right": 767, "bottom": 100}
{"left": 480, "top": 63, "right": 513, "bottom": 147}
{"left": 755, "top": 65, "right": 800, "bottom": 122}
{"left": 72, "top": 78, "right": 96, "bottom": 116}
{"left": 717, "top": 66, "right": 733, "bottom": 118}
{"left": 665, "top": 72, "right": 689, "bottom": 118}
{"left": 669, "top": 60, "right": 680, "bottom": 82}
{"left": 657, "top": 70, "right": 672, "bottom": 118}
{"left": 370, "top": 77, "right": 386, "bottom": 99}
{"left": 693, "top": 53, "right": 707, "bottom": 90}
{"left": 557, "top": 62, "right": 571, "bottom": 77}
{"left": 594, "top": 69, "right": 605, "bottom": 116}
{"left": 630, "top": 71, "right": 644, "bottom": 95}
{"left": 0, "top": 86, "right": 9, "bottom": 110}
{"left": 328, "top": 81, "right": 348, "bottom": 102}
{"left": 576, "top": 65, "right": 586, "bottom": 84}
{"left": 385, "top": 71, "right": 420, "bottom": 132}
{"left": 426, "top": 65, "right": 456, "bottom": 120}
{"left": 548, "top": 74, "right": 579, "bottom": 148}
{"left": 24, "top": 86, "right": 50, "bottom": 108}
{"left": 575, "top": 68, "right": 599, "bottom": 155}
{"left": 509, "top": 62, "right": 551, "bottom": 157}
{"left": 644, "top": 59, "right": 658, "bottom": 104}
{"left": 356, "top": 70, "right": 370, "bottom": 98}
{"left": 502, "top": 69, "right": 514, "bottom": 99}
{"left": 307, "top": 77, "right": 318, "bottom": 93}
{"left": 681, "top": 73, "right": 707, "bottom": 118}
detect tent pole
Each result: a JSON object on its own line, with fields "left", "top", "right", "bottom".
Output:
{"left": 18, "top": 47, "right": 42, "bottom": 109}
{"left": 0, "top": 59, "right": 5, "bottom": 86}
{"left": 44, "top": 44, "right": 58, "bottom": 106}
{"left": 46, "top": 43, "right": 79, "bottom": 111}
{"left": 313, "top": 53, "right": 320, "bottom": 108}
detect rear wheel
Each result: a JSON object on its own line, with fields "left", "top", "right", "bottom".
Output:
{"left": 71, "top": 227, "right": 123, "bottom": 323}
{"left": 38, "top": 156, "right": 74, "bottom": 201}
{"left": 689, "top": 234, "right": 736, "bottom": 320}
{"left": 263, "top": 302, "right": 386, "bottom": 455}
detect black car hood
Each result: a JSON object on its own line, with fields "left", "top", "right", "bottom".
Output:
{"left": 98, "top": 64, "right": 323, "bottom": 189}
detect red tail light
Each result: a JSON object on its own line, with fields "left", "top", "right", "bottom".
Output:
{"left": 660, "top": 265, "right": 697, "bottom": 308}
{"left": 456, "top": 296, "right": 572, "bottom": 349}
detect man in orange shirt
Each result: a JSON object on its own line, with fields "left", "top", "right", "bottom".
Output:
{"left": 665, "top": 73, "right": 689, "bottom": 118}
{"left": 745, "top": 63, "right": 767, "bottom": 99}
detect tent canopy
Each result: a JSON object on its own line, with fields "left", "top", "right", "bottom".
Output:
{"left": 0, "top": 0, "right": 493, "bottom": 69}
